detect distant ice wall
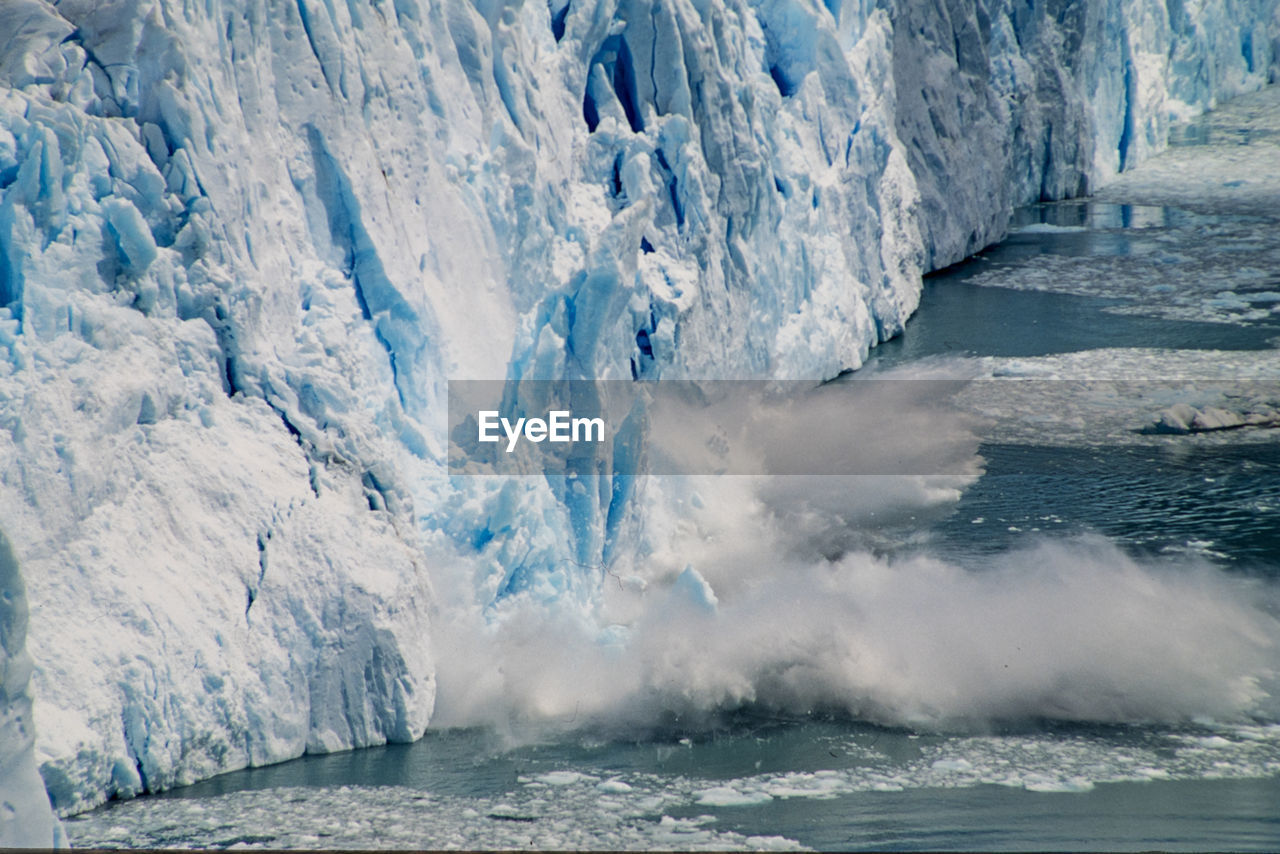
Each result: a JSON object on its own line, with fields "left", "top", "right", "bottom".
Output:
{"left": 890, "top": 0, "right": 1280, "bottom": 269}
{"left": 0, "top": 0, "right": 1275, "bottom": 821}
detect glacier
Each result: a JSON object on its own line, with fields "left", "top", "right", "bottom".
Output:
{"left": 0, "top": 0, "right": 1277, "bottom": 833}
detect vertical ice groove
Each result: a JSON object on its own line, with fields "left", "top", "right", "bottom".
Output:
{"left": 295, "top": 0, "right": 336, "bottom": 95}
{"left": 305, "top": 123, "right": 423, "bottom": 412}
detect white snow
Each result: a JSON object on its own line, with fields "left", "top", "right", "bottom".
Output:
{"left": 0, "top": 0, "right": 1276, "bottom": 823}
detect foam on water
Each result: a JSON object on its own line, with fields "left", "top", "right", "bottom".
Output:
{"left": 949, "top": 348, "right": 1280, "bottom": 446}
{"left": 64, "top": 722, "right": 1280, "bottom": 849}
{"left": 62, "top": 782, "right": 798, "bottom": 850}
{"left": 964, "top": 209, "right": 1280, "bottom": 327}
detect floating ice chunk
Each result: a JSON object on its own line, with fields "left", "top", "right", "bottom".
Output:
{"left": 692, "top": 786, "right": 773, "bottom": 807}
{"left": 531, "top": 771, "right": 596, "bottom": 786}
{"left": 991, "top": 361, "right": 1059, "bottom": 378}
{"left": 1150, "top": 402, "right": 1200, "bottom": 433}
{"left": 1022, "top": 775, "right": 1095, "bottom": 793}
{"left": 1144, "top": 402, "right": 1280, "bottom": 434}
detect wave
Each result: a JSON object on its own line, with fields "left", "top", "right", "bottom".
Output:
{"left": 430, "top": 362, "right": 1279, "bottom": 736}
{"left": 432, "top": 523, "right": 1278, "bottom": 735}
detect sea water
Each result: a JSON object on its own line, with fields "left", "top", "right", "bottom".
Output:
{"left": 60, "top": 718, "right": 1280, "bottom": 850}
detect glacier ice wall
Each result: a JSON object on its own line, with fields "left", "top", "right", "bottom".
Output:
{"left": 0, "top": 0, "right": 1276, "bottom": 820}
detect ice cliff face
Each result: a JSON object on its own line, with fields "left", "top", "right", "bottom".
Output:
{"left": 0, "top": 0, "right": 1276, "bottom": 823}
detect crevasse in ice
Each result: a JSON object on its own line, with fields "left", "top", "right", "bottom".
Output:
{"left": 0, "top": 0, "right": 1275, "bottom": 830}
